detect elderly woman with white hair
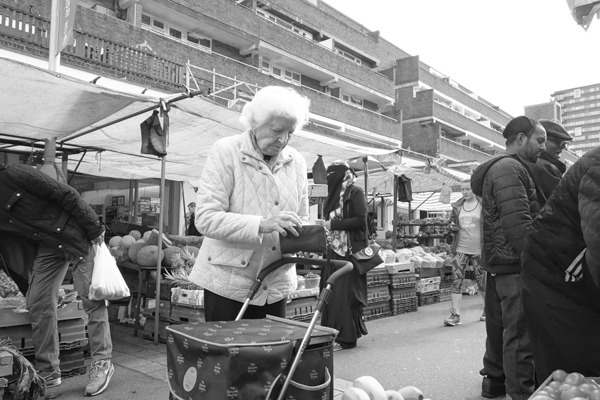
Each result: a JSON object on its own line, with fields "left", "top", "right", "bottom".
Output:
{"left": 188, "top": 86, "right": 311, "bottom": 321}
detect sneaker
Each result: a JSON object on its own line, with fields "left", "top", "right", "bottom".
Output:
{"left": 481, "top": 377, "right": 506, "bottom": 399}
{"left": 443, "top": 309, "right": 461, "bottom": 326}
{"left": 480, "top": 309, "right": 486, "bottom": 322}
{"left": 85, "top": 360, "right": 114, "bottom": 396}
{"left": 332, "top": 343, "right": 344, "bottom": 352}
{"left": 38, "top": 369, "right": 61, "bottom": 388}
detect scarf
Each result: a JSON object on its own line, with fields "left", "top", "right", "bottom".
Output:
{"left": 323, "top": 161, "right": 356, "bottom": 257}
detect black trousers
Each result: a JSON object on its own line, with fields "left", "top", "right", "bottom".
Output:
{"left": 523, "top": 288, "right": 600, "bottom": 384}
{"left": 203, "top": 289, "right": 287, "bottom": 322}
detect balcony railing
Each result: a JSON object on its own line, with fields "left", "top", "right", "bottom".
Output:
{"left": 439, "top": 137, "right": 494, "bottom": 163}
{"left": 0, "top": 4, "right": 185, "bottom": 88}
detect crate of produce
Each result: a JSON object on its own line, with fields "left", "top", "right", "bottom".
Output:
{"left": 367, "top": 285, "right": 390, "bottom": 304}
{"left": 145, "top": 281, "right": 173, "bottom": 301}
{"left": 440, "top": 275, "right": 454, "bottom": 289}
{"left": 416, "top": 276, "right": 441, "bottom": 293}
{"left": 390, "top": 296, "right": 418, "bottom": 316}
{"left": 385, "top": 262, "right": 414, "bottom": 274}
{"left": 363, "top": 299, "right": 391, "bottom": 321}
{"left": 287, "top": 296, "right": 319, "bottom": 320}
{"left": 0, "top": 300, "right": 86, "bottom": 328}
{"left": 415, "top": 267, "right": 442, "bottom": 279}
{"left": 366, "top": 268, "right": 391, "bottom": 287}
{"left": 390, "top": 286, "right": 417, "bottom": 301}
{"left": 529, "top": 371, "right": 600, "bottom": 399}
{"left": 417, "top": 290, "right": 440, "bottom": 307}
{"left": 144, "top": 298, "right": 172, "bottom": 318}
{"left": 170, "top": 303, "right": 205, "bottom": 323}
{"left": 171, "top": 288, "right": 204, "bottom": 307}
{"left": 390, "top": 271, "right": 416, "bottom": 289}
{"left": 1, "top": 318, "right": 87, "bottom": 355}
{"left": 439, "top": 288, "right": 452, "bottom": 303}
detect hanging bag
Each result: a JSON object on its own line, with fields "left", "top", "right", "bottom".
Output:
{"left": 345, "top": 187, "right": 384, "bottom": 275}
{"left": 89, "top": 242, "right": 131, "bottom": 301}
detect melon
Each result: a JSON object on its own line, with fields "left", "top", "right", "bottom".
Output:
{"left": 128, "top": 242, "right": 148, "bottom": 264}
{"left": 136, "top": 239, "right": 146, "bottom": 243}
{"left": 397, "top": 386, "right": 424, "bottom": 400}
{"left": 353, "top": 376, "right": 386, "bottom": 400}
{"left": 162, "top": 246, "right": 182, "bottom": 267}
{"left": 120, "top": 235, "right": 136, "bottom": 249}
{"left": 128, "top": 230, "right": 142, "bottom": 240}
{"left": 142, "top": 230, "right": 152, "bottom": 242}
{"left": 136, "top": 245, "right": 164, "bottom": 267}
{"left": 108, "top": 236, "right": 122, "bottom": 247}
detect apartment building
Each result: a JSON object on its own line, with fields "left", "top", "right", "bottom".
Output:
{"left": 0, "top": 0, "right": 515, "bottom": 170}
{"left": 553, "top": 83, "right": 600, "bottom": 157}
{"left": 525, "top": 101, "right": 562, "bottom": 122}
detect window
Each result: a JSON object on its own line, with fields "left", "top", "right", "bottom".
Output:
{"left": 141, "top": 14, "right": 151, "bottom": 26}
{"left": 260, "top": 60, "right": 301, "bottom": 85}
{"left": 574, "top": 127, "right": 582, "bottom": 136}
{"left": 334, "top": 47, "right": 362, "bottom": 65}
{"left": 170, "top": 28, "right": 182, "bottom": 39}
{"left": 186, "top": 33, "right": 211, "bottom": 50}
{"left": 153, "top": 19, "right": 165, "bottom": 31}
{"left": 574, "top": 89, "right": 581, "bottom": 98}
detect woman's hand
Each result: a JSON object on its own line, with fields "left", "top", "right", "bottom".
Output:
{"left": 259, "top": 211, "right": 303, "bottom": 236}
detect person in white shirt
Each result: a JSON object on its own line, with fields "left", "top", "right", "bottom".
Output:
{"left": 443, "top": 179, "right": 486, "bottom": 326}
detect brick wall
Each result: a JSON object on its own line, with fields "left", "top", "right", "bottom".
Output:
{"left": 402, "top": 121, "right": 440, "bottom": 157}
{"left": 395, "top": 56, "right": 420, "bottom": 86}
{"left": 396, "top": 86, "right": 434, "bottom": 120}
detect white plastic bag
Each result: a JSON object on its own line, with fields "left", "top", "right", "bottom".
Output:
{"left": 89, "top": 242, "right": 131, "bottom": 301}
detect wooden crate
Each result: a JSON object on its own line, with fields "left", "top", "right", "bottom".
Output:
{"left": 170, "top": 304, "right": 205, "bottom": 323}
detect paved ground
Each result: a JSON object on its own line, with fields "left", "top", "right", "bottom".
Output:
{"left": 42, "top": 294, "right": 504, "bottom": 400}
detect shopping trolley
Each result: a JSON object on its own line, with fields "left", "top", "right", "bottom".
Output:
{"left": 166, "top": 226, "right": 352, "bottom": 400}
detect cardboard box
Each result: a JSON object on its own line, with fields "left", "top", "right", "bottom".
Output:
{"left": 0, "top": 351, "right": 13, "bottom": 378}
{"left": 385, "top": 262, "right": 414, "bottom": 274}
{"left": 171, "top": 288, "right": 204, "bottom": 307}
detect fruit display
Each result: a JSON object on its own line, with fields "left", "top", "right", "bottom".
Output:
{"left": 0, "top": 270, "right": 21, "bottom": 298}
{"left": 341, "top": 376, "right": 428, "bottom": 400}
{"left": 529, "top": 369, "right": 600, "bottom": 400}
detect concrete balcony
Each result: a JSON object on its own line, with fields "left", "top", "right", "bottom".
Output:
{"left": 0, "top": 2, "right": 399, "bottom": 139}
{"left": 419, "top": 67, "right": 512, "bottom": 125}
{"left": 439, "top": 137, "right": 493, "bottom": 164}
{"left": 175, "top": 0, "right": 394, "bottom": 97}
{"left": 433, "top": 103, "right": 505, "bottom": 150}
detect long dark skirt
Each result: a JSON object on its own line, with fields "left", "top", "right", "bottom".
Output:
{"left": 319, "top": 250, "right": 368, "bottom": 348}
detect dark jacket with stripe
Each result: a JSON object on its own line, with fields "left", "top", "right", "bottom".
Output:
{"left": 470, "top": 154, "right": 541, "bottom": 274}
{"left": 0, "top": 164, "right": 104, "bottom": 264}
{"left": 522, "top": 147, "right": 600, "bottom": 312}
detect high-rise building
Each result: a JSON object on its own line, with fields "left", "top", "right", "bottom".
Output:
{"left": 553, "top": 83, "right": 600, "bottom": 157}
{"left": 524, "top": 101, "right": 562, "bottom": 122}
{"left": 0, "top": 0, "right": 517, "bottom": 172}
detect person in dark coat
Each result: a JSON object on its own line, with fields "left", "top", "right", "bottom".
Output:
{"left": 0, "top": 164, "right": 114, "bottom": 396}
{"left": 522, "top": 146, "right": 600, "bottom": 383}
{"left": 319, "top": 161, "right": 368, "bottom": 351}
{"left": 527, "top": 120, "right": 573, "bottom": 206}
{"left": 470, "top": 116, "right": 546, "bottom": 400}
{"left": 186, "top": 202, "right": 202, "bottom": 236}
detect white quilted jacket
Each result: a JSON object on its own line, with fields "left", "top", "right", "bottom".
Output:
{"left": 188, "top": 130, "right": 309, "bottom": 305}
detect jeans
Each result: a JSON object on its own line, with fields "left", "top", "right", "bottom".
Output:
{"left": 483, "top": 273, "right": 534, "bottom": 400}
{"left": 27, "top": 245, "right": 112, "bottom": 372}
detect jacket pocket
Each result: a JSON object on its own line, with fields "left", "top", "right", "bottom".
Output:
{"left": 4, "top": 191, "right": 22, "bottom": 211}
{"left": 207, "top": 246, "right": 254, "bottom": 268}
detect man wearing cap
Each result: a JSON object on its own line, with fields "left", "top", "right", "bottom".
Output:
{"left": 527, "top": 120, "right": 573, "bottom": 206}
{"left": 471, "top": 116, "right": 546, "bottom": 400}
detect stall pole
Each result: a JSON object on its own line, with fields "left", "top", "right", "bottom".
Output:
{"left": 392, "top": 175, "right": 398, "bottom": 251}
{"left": 181, "top": 185, "right": 187, "bottom": 235}
{"left": 154, "top": 156, "right": 166, "bottom": 345}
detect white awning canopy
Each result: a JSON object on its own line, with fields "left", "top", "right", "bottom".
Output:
{"left": 0, "top": 58, "right": 402, "bottom": 182}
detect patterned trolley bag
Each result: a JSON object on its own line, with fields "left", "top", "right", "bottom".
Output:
{"left": 166, "top": 316, "right": 336, "bottom": 400}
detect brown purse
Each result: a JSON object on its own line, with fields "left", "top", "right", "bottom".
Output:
{"left": 279, "top": 225, "right": 328, "bottom": 255}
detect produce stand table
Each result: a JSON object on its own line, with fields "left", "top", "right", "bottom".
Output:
{"left": 116, "top": 260, "right": 172, "bottom": 337}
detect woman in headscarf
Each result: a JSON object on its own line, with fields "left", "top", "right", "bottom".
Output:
{"left": 319, "top": 160, "right": 369, "bottom": 351}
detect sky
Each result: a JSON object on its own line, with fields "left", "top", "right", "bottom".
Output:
{"left": 322, "top": 0, "right": 599, "bottom": 117}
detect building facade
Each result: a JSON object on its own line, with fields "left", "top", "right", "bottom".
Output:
{"left": 0, "top": 0, "right": 516, "bottom": 171}
{"left": 552, "top": 83, "right": 600, "bottom": 157}
{"left": 524, "top": 101, "right": 562, "bottom": 122}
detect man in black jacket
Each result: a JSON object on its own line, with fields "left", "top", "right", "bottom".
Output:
{"left": 0, "top": 164, "right": 114, "bottom": 396}
{"left": 527, "top": 120, "right": 573, "bottom": 206}
{"left": 471, "top": 116, "right": 546, "bottom": 400}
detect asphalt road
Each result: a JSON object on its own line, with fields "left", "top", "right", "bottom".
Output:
{"left": 333, "top": 294, "right": 500, "bottom": 400}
